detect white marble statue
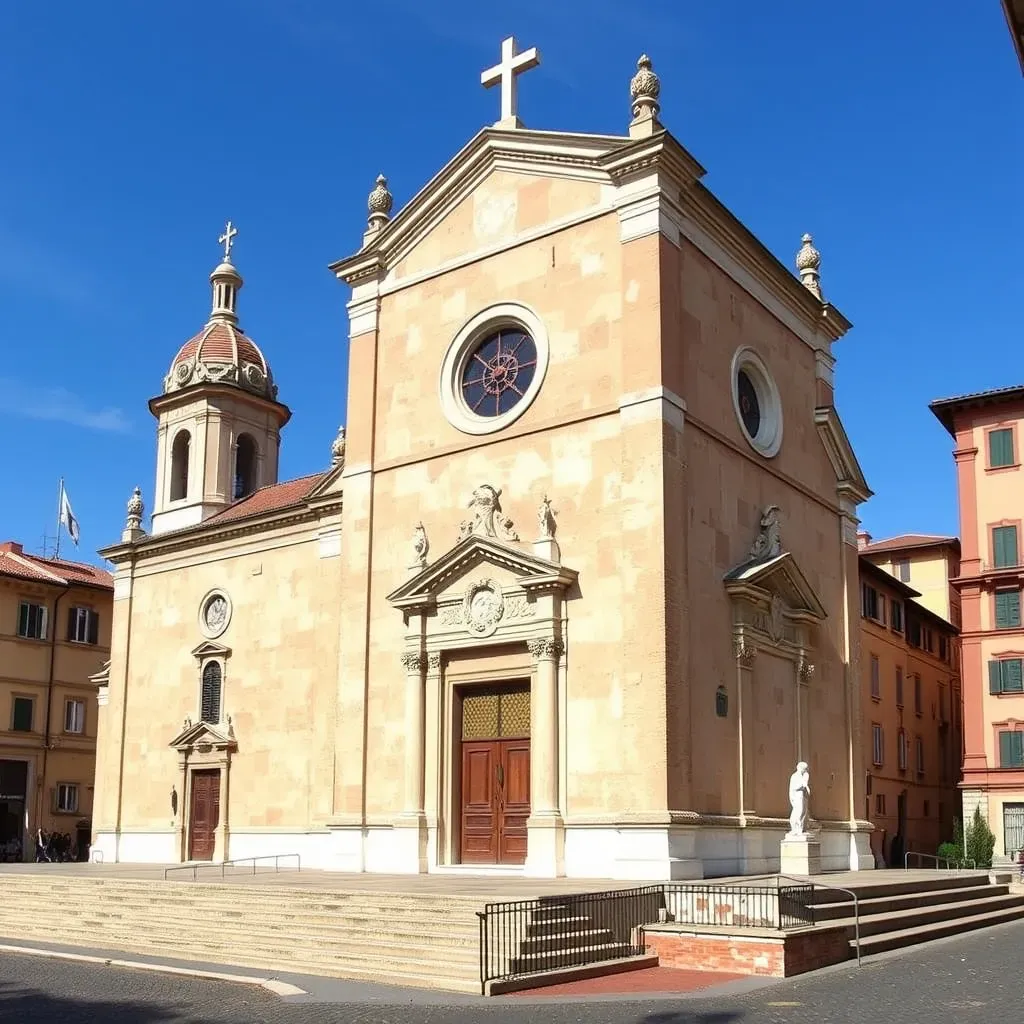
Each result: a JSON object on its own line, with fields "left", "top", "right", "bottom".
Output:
{"left": 412, "top": 521, "right": 429, "bottom": 568}
{"left": 787, "top": 761, "right": 811, "bottom": 837}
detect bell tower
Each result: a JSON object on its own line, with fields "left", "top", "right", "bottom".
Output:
{"left": 149, "top": 224, "right": 291, "bottom": 536}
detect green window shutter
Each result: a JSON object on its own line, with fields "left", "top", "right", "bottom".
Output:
{"left": 1005, "top": 659, "right": 1024, "bottom": 693}
{"left": 990, "top": 429, "right": 1014, "bottom": 468}
{"left": 996, "top": 590, "right": 1022, "bottom": 628}
{"left": 990, "top": 660, "right": 1003, "bottom": 694}
{"left": 1001, "top": 731, "right": 1014, "bottom": 766}
{"left": 1014, "top": 733, "right": 1024, "bottom": 767}
{"left": 995, "top": 527, "right": 1020, "bottom": 568}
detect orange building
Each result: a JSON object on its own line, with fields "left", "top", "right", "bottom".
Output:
{"left": 931, "top": 387, "right": 1024, "bottom": 864}
{"left": 858, "top": 557, "right": 962, "bottom": 866}
{"left": 0, "top": 541, "right": 112, "bottom": 860}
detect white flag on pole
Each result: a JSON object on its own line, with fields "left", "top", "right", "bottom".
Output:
{"left": 59, "top": 485, "right": 80, "bottom": 547}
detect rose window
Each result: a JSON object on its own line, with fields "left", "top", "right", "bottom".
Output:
{"left": 460, "top": 329, "right": 538, "bottom": 418}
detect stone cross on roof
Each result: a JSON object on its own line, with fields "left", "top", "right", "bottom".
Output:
{"left": 481, "top": 36, "right": 541, "bottom": 129}
{"left": 218, "top": 220, "right": 237, "bottom": 262}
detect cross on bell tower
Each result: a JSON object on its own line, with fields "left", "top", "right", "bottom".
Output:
{"left": 481, "top": 36, "right": 541, "bottom": 129}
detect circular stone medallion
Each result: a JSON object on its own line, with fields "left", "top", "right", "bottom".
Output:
{"left": 199, "top": 589, "right": 232, "bottom": 639}
{"left": 462, "top": 580, "right": 505, "bottom": 637}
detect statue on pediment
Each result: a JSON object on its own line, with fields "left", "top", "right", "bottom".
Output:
{"left": 458, "top": 484, "right": 519, "bottom": 543}
{"left": 750, "top": 505, "right": 782, "bottom": 560}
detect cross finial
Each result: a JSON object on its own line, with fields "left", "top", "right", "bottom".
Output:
{"left": 481, "top": 36, "right": 541, "bottom": 129}
{"left": 218, "top": 220, "right": 238, "bottom": 262}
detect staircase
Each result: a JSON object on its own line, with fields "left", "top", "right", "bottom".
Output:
{"left": 809, "top": 874, "right": 1024, "bottom": 956}
{"left": 0, "top": 876, "right": 484, "bottom": 993}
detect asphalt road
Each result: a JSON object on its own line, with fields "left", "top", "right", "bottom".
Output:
{"left": 0, "top": 919, "right": 1021, "bottom": 1023}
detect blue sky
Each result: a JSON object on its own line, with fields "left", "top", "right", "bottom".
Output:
{"left": 0, "top": 1, "right": 1020, "bottom": 563}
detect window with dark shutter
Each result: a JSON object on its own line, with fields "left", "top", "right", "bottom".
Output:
{"left": 17, "top": 602, "right": 46, "bottom": 640}
{"left": 11, "top": 697, "right": 33, "bottom": 732}
{"left": 994, "top": 526, "right": 1019, "bottom": 568}
{"left": 989, "top": 428, "right": 1015, "bottom": 468}
{"left": 1000, "top": 731, "right": 1024, "bottom": 768}
{"left": 200, "top": 662, "right": 222, "bottom": 724}
{"left": 996, "top": 590, "right": 1022, "bottom": 629}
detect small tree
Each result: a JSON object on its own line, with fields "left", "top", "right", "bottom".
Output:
{"left": 964, "top": 806, "right": 996, "bottom": 869}
{"left": 937, "top": 817, "right": 964, "bottom": 864}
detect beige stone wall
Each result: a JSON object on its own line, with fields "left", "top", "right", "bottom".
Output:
{"left": 100, "top": 518, "right": 340, "bottom": 842}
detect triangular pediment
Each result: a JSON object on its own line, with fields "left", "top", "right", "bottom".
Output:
{"left": 387, "top": 534, "right": 577, "bottom": 610}
{"left": 190, "top": 639, "right": 231, "bottom": 660}
{"left": 724, "top": 552, "right": 827, "bottom": 621}
{"left": 330, "top": 127, "right": 707, "bottom": 286}
{"left": 815, "top": 405, "right": 871, "bottom": 503}
{"left": 169, "top": 720, "right": 236, "bottom": 751}
{"left": 306, "top": 461, "right": 345, "bottom": 501}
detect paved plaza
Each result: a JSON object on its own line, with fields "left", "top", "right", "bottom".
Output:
{"left": 0, "top": 914, "right": 1019, "bottom": 1022}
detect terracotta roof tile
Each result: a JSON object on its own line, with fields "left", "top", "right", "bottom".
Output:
{"left": 861, "top": 534, "right": 960, "bottom": 555}
{"left": 930, "top": 385, "right": 1024, "bottom": 435}
{"left": 0, "top": 544, "right": 113, "bottom": 589}
{"left": 205, "top": 473, "right": 327, "bottom": 526}
{"left": 172, "top": 321, "right": 266, "bottom": 371}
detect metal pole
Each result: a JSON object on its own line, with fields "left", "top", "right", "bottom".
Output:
{"left": 54, "top": 478, "right": 64, "bottom": 560}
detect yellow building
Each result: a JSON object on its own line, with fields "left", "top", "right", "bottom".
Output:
{"left": 0, "top": 541, "right": 112, "bottom": 860}
{"left": 858, "top": 557, "right": 962, "bottom": 866}
{"left": 94, "top": 46, "right": 876, "bottom": 878}
{"left": 859, "top": 534, "right": 961, "bottom": 628}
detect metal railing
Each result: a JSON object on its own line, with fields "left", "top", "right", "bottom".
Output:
{"left": 477, "top": 880, "right": 816, "bottom": 992}
{"left": 904, "top": 851, "right": 978, "bottom": 872}
{"left": 770, "top": 873, "right": 863, "bottom": 967}
{"left": 163, "top": 853, "right": 301, "bottom": 881}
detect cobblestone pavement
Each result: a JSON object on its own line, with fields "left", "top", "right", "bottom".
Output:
{"left": 1, "top": 919, "right": 1021, "bottom": 1022}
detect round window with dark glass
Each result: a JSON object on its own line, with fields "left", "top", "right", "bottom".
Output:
{"left": 460, "top": 328, "right": 537, "bottom": 418}
{"left": 736, "top": 369, "right": 761, "bottom": 439}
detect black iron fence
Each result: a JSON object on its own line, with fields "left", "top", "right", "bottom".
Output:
{"left": 477, "top": 881, "right": 816, "bottom": 991}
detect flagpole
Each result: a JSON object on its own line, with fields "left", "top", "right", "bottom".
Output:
{"left": 55, "top": 478, "right": 63, "bottom": 560}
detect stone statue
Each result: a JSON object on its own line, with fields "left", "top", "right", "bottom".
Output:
{"left": 537, "top": 495, "right": 556, "bottom": 540}
{"left": 750, "top": 505, "right": 782, "bottom": 560}
{"left": 412, "top": 521, "right": 429, "bottom": 568}
{"left": 787, "top": 761, "right": 811, "bottom": 838}
{"left": 458, "top": 484, "right": 519, "bottom": 542}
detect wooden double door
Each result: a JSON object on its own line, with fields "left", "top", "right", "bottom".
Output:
{"left": 188, "top": 769, "right": 221, "bottom": 861}
{"left": 459, "top": 684, "right": 531, "bottom": 865}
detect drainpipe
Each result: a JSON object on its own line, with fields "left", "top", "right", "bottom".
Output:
{"left": 39, "top": 587, "right": 69, "bottom": 835}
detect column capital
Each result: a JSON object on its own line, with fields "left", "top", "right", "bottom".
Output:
{"left": 798, "top": 654, "right": 815, "bottom": 683}
{"left": 527, "top": 637, "right": 564, "bottom": 662}
{"left": 400, "top": 651, "right": 426, "bottom": 673}
{"left": 427, "top": 652, "right": 442, "bottom": 673}
{"left": 734, "top": 638, "right": 757, "bottom": 667}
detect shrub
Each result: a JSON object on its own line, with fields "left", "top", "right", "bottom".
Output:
{"left": 938, "top": 818, "right": 965, "bottom": 866}
{"left": 964, "top": 807, "right": 996, "bottom": 869}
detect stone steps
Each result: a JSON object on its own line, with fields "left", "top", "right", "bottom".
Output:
{"left": 831, "top": 892, "right": 1024, "bottom": 940}
{"left": 810, "top": 883, "right": 1010, "bottom": 922}
{"left": 855, "top": 902, "right": 1024, "bottom": 957}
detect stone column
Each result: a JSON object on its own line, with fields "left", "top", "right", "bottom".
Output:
{"left": 393, "top": 651, "right": 428, "bottom": 873}
{"left": 423, "top": 652, "right": 443, "bottom": 867}
{"left": 734, "top": 638, "right": 757, "bottom": 824}
{"left": 525, "top": 636, "right": 565, "bottom": 877}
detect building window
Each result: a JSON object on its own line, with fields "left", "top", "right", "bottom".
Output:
{"left": 999, "top": 730, "right": 1024, "bottom": 768}
{"left": 200, "top": 662, "right": 222, "bottom": 724}
{"left": 895, "top": 559, "right": 911, "bottom": 583}
{"left": 715, "top": 686, "right": 728, "bottom": 718}
{"left": 64, "top": 699, "right": 85, "bottom": 734}
{"left": 923, "top": 627, "right": 934, "bottom": 654}
{"left": 862, "top": 584, "right": 880, "bottom": 621}
{"left": 896, "top": 668, "right": 904, "bottom": 708}
{"left": 55, "top": 783, "right": 79, "bottom": 814}
{"left": 872, "top": 723, "right": 884, "bottom": 766}
{"left": 16, "top": 602, "right": 47, "bottom": 640}
{"left": 996, "top": 589, "right": 1022, "bottom": 630}
{"left": 989, "top": 658, "right": 1024, "bottom": 694}
{"left": 11, "top": 697, "right": 33, "bottom": 732}
{"left": 989, "top": 428, "right": 1015, "bottom": 468}
{"left": 875, "top": 793, "right": 887, "bottom": 816}
{"left": 233, "top": 434, "right": 258, "bottom": 500}
{"left": 907, "top": 617, "right": 922, "bottom": 648}
{"left": 890, "top": 599, "right": 904, "bottom": 633}
{"left": 924, "top": 799, "right": 931, "bottom": 817}
{"left": 170, "top": 430, "right": 191, "bottom": 502}
{"left": 870, "top": 655, "right": 880, "bottom": 700}
{"left": 66, "top": 606, "right": 99, "bottom": 645}
{"left": 916, "top": 735, "right": 925, "bottom": 775}
{"left": 897, "top": 729, "right": 908, "bottom": 771}
{"left": 993, "top": 525, "right": 1019, "bottom": 568}
{"left": 939, "top": 634, "right": 948, "bottom": 661}
{"left": 1004, "top": 803, "right": 1024, "bottom": 858}
{"left": 914, "top": 674, "right": 923, "bottom": 715}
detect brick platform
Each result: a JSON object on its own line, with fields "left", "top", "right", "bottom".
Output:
{"left": 643, "top": 924, "right": 850, "bottom": 977}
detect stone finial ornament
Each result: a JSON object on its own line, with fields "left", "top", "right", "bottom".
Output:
{"left": 749, "top": 505, "right": 783, "bottom": 561}
{"left": 125, "top": 487, "right": 144, "bottom": 530}
{"left": 367, "top": 175, "right": 393, "bottom": 232}
{"left": 795, "top": 233, "right": 822, "bottom": 300}
{"left": 331, "top": 425, "right": 346, "bottom": 468}
{"left": 411, "top": 521, "right": 429, "bottom": 570}
{"left": 630, "top": 54, "right": 661, "bottom": 125}
{"left": 537, "top": 495, "right": 556, "bottom": 540}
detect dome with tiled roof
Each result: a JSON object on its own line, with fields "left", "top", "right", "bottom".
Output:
{"left": 163, "top": 227, "right": 278, "bottom": 401}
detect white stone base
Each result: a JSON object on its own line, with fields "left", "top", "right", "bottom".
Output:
{"left": 524, "top": 815, "right": 565, "bottom": 877}
{"left": 780, "top": 836, "right": 821, "bottom": 876}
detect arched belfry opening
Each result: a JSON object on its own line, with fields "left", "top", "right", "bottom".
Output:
{"left": 170, "top": 431, "right": 190, "bottom": 501}
{"left": 234, "top": 434, "right": 258, "bottom": 499}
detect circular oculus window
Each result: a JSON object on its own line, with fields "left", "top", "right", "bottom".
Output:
{"left": 731, "top": 348, "right": 782, "bottom": 458}
{"left": 439, "top": 303, "right": 550, "bottom": 435}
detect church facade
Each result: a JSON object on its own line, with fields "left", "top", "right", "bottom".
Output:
{"left": 93, "top": 44, "right": 874, "bottom": 879}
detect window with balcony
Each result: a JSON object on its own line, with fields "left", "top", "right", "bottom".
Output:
{"left": 989, "top": 658, "right": 1024, "bottom": 695}
{"left": 993, "top": 525, "right": 1019, "bottom": 569}
{"left": 989, "top": 428, "right": 1015, "bottom": 469}
{"left": 996, "top": 589, "right": 1022, "bottom": 629}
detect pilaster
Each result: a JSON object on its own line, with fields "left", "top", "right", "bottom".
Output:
{"left": 525, "top": 636, "right": 564, "bottom": 877}
{"left": 734, "top": 637, "right": 757, "bottom": 823}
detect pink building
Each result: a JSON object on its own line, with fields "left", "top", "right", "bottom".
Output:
{"left": 932, "top": 388, "right": 1024, "bottom": 863}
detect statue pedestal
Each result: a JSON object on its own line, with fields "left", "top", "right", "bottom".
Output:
{"left": 780, "top": 835, "right": 821, "bottom": 876}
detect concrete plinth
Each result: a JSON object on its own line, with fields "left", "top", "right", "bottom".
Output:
{"left": 780, "top": 836, "right": 821, "bottom": 876}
